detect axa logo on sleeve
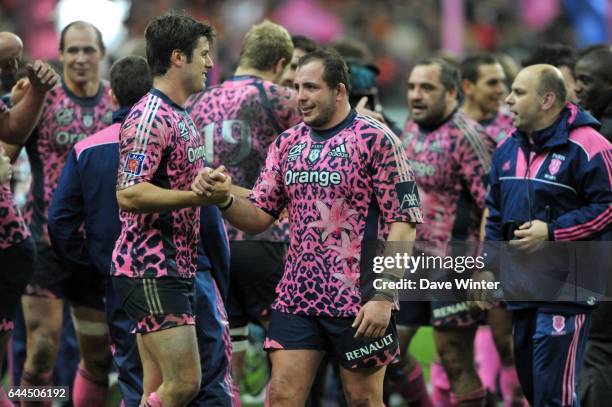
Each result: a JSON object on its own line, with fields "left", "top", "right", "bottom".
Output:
{"left": 395, "top": 181, "right": 420, "bottom": 209}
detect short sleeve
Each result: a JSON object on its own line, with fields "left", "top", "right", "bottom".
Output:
{"left": 249, "top": 137, "right": 287, "bottom": 218}
{"left": 370, "top": 129, "right": 423, "bottom": 224}
{"left": 117, "top": 107, "right": 170, "bottom": 190}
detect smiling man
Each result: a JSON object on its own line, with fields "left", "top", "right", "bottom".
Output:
{"left": 5, "top": 21, "right": 115, "bottom": 405}
{"left": 194, "top": 47, "right": 422, "bottom": 406}
{"left": 110, "top": 14, "right": 228, "bottom": 407}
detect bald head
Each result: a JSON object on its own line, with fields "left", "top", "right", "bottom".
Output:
{"left": 521, "top": 64, "right": 568, "bottom": 107}
{"left": 0, "top": 32, "right": 23, "bottom": 73}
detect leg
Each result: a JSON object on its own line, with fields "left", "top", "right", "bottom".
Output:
{"left": 105, "top": 281, "right": 143, "bottom": 407}
{"left": 339, "top": 365, "right": 387, "bottom": 407}
{"left": 21, "top": 296, "right": 63, "bottom": 380}
{"left": 268, "top": 349, "right": 324, "bottom": 406}
{"left": 192, "top": 271, "right": 235, "bottom": 405}
{"left": 387, "top": 300, "right": 432, "bottom": 406}
{"left": 532, "top": 312, "right": 590, "bottom": 407}
{"left": 512, "top": 309, "right": 536, "bottom": 405}
{"left": 71, "top": 304, "right": 112, "bottom": 407}
{"left": 140, "top": 325, "right": 201, "bottom": 407}
{"left": 488, "top": 307, "right": 525, "bottom": 406}
{"left": 138, "top": 334, "right": 163, "bottom": 402}
{"left": 434, "top": 325, "right": 485, "bottom": 406}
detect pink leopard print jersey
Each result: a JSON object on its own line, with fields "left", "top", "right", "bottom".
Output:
{"left": 481, "top": 108, "right": 514, "bottom": 146}
{"left": 24, "top": 80, "right": 113, "bottom": 244}
{"left": 0, "top": 101, "right": 30, "bottom": 249}
{"left": 111, "top": 89, "right": 206, "bottom": 279}
{"left": 401, "top": 110, "right": 494, "bottom": 254}
{"left": 250, "top": 111, "right": 423, "bottom": 317}
{"left": 187, "top": 75, "right": 301, "bottom": 242}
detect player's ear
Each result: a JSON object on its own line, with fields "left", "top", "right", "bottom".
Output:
{"left": 109, "top": 89, "right": 119, "bottom": 109}
{"left": 273, "top": 58, "right": 287, "bottom": 75}
{"left": 462, "top": 79, "right": 473, "bottom": 96}
{"left": 337, "top": 82, "right": 348, "bottom": 100}
{"left": 170, "top": 49, "right": 184, "bottom": 67}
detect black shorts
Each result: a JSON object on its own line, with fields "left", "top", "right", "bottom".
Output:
{"left": 25, "top": 241, "right": 105, "bottom": 310}
{"left": 111, "top": 276, "right": 196, "bottom": 334}
{"left": 227, "top": 241, "right": 286, "bottom": 327}
{"left": 0, "top": 238, "right": 35, "bottom": 332}
{"left": 264, "top": 310, "right": 399, "bottom": 369}
{"left": 396, "top": 300, "right": 484, "bottom": 328}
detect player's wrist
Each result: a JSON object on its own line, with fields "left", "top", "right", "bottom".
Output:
{"left": 216, "top": 194, "right": 234, "bottom": 211}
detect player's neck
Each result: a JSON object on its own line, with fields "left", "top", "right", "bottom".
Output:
{"left": 314, "top": 102, "right": 352, "bottom": 131}
{"left": 153, "top": 77, "right": 189, "bottom": 107}
{"left": 63, "top": 78, "right": 100, "bottom": 98}
{"left": 461, "top": 99, "right": 493, "bottom": 122}
{"left": 234, "top": 67, "right": 277, "bottom": 83}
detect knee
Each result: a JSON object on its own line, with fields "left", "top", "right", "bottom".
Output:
{"left": 343, "top": 388, "right": 375, "bottom": 407}
{"left": 268, "top": 376, "right": 306, "bottom": 404}
{"left": 82, "top": 350, "right": 113, "bottom": 379}
{"left": 437, "top": 347, "right": 470, "bottom": 381}
{"left": 27, "top": 332, "right": 60, "bottom": 370}
{"left": 166, "top": 372, "right": 201, "bottom": 405}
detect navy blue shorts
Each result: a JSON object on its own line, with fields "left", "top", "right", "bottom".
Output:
{"left": 513, "top": 308, "right": 591, "bottom": 407}
{"left": 25, "top": 241, "right": 104, "bottom": 310}
{"left": 227, "top": 241, "right": 286, "bottom": 326}
{"left": 396, "top": 300, "right": 484, "bottom": 328}
{"left": 111, "top": 276, "right": 195, "bottom": 334}
{"left": 107, "top": 272, "right": 235, "bottom": 406}
{"left": 264, "top": 310, "right": 399, "bottom": 369}
{"left": 0, "top": 238, "right": 35, "bottom": 331}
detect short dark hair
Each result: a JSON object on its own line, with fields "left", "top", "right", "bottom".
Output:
{"left": 523, "top": 43, "right": 577, "bottom": 70}
{"left": 461, "top": 54, "right": 499, "bottom": 83}
{"left": 145, "top": 12, "right": 214, "bottom": 76}
{"left": 414, "top": 57, "right": 461, "bottom": 92}
{"left": 292, "top": 35, "right": 318, "bottom": 54}
{"left": 578, "top": 47, "right": 612, "bottom": 83}
{"left": 59, "top": 21, "right": 105, "bottom": 54}
{"left": 110, "top": 56, "right": 152, "bottom": 107}
{"left": 297, "top": 48, "right": 351, "bottom": 93}
{"left": 537, "top": 68, "right": 568, "bottom": 107}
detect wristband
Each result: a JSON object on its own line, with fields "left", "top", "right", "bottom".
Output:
{"left": 217, "top": 195, "right": 234, "bottom": 211}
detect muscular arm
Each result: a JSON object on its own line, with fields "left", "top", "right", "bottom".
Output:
{"left": 0, "top": 61, "right": 58, "bottom": 145}
{"left": 221, "top": 195, "right": 275, "bottom": 235}
{"left": 117, "top": 182, "right": 204, "bottom": 214}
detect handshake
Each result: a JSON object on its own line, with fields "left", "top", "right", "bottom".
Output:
{"left": 191, "top": 165, "right": 234, "bottom": 209}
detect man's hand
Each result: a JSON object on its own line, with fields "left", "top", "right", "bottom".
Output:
{"left": 352, "top": 299, "right": 393, "bottom": 339}
{"left": 0, "top": 150, "right": 12, "bottom": 184}
{"left": 355, "top": 96, "right": 386, "bottom": 124}
{"left": 192, "top": 165, "right": 232, "bottom": 204}
{"left": 468, "top": 270, "right": 497, "bottom": 310}
{"left": 26, "top": 60, "right": 59, "bottom": 93}
{"left": 10, "top": 78, "right": 30, "bottom": 106}
{"left": 510, "top": 220, "right": 549, "bottom": 253}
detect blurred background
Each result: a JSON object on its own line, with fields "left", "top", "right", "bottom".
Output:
{"left": 2, "top": 0, "right": 611, "bottom": 108}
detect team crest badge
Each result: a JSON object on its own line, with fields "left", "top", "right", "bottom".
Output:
{"left": 55, "top": 108, "right": 73, "bottom": 126}
{"left": 502, "top": 161, "right": 511, "bottom": 172}
{"left": 307, "top": 144, "right": 323, "bottom": 164}
{"left": 548, "top": 158, "right": 562, "bottom": 176}
{"left": 82, "top": 114, "right": 94, "bottom": 128}
{"left": 124, "top": 153, "right": 145, "bottom": 176}
{"left": 552, "top": 315, "right": 565, "bottom": 334}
